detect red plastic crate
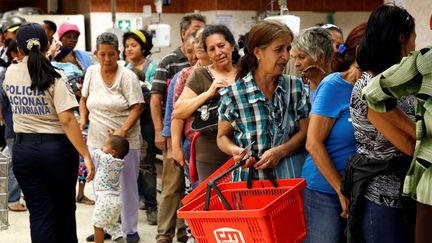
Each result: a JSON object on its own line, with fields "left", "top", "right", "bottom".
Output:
{"left": 182, "top": 158, "right": 235, "bottom": 205}
{"left": 178, "top": 178, "right": 307, "bottom": 243}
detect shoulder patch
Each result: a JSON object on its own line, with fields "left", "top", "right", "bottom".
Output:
{"left": 64, "top": 80, "right": 75, "bottom": 95}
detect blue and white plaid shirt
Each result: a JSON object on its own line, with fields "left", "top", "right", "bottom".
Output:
{"left": 219, "top": 72, "right": 310, "bottom": 181}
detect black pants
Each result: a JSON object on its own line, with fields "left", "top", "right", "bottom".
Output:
{"left": 13, "top": 133, "right": 79, "bottom": 243}
{"left": 138, "top": 106, "right": 158, "bottom": 208}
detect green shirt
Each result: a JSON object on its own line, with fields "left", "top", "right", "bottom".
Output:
{"left": 362, "top": 47, "right": 432, "bottom": 206}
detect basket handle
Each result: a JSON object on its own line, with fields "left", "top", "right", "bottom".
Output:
{"left": 204, "top": 158, "right": 279, "bottom": 211}
{"left": 204, "top": 161, "right": 243, "bottom": 211}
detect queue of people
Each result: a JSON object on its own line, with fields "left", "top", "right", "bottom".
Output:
{"left": 1, "top": 3, "right": 431, "bottom": 243}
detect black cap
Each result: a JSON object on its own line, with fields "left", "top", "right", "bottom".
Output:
{"left": 16, "top": 23, "right": 48, "bottom": 54}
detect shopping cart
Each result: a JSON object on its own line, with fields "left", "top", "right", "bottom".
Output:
{"left": 0, "top": 151, "right": 9, "bottom": 231}
{"left": 178, "top": 161, "right": 307, "bottom": 243}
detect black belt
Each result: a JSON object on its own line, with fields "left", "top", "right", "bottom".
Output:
{"left": 15, "top": 133, "right": 66, "bottom": 142}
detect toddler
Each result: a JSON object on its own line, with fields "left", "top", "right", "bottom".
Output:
{"left": 92, "top": 135, "right": 129, "bottom": 243}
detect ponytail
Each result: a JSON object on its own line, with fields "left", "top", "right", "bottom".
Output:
{"left": 235, "top": 33, "right": 258, "bottom": 80}
{"left": 27, "top": 46, "right": 61, "bottom": 91}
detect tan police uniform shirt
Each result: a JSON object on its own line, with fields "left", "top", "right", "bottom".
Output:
{"left": 81, "top": 64, "right": 144, "bottom": 150}
{"left": 2, "top": 56, "right": 78, "bottom": 134}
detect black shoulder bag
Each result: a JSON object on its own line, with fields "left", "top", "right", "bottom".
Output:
{"left": 191, "top": 67, "right": 220, "bottom": 133}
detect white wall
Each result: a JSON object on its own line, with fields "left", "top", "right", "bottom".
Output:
{"left": 88, "top": 10, "right": 370, "bottom": 62}
{"left": 384, "top": 0, "right": 431, "bottom": 49}
{"left": 20, "top": 14, "right": 86, "bottom": 51}
{"left": 405, "top": 0, "right": 432, "bottom": 49}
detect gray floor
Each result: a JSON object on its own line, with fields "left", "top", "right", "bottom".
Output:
{"left": 0, "top": 159, "right": 191, "bottom": 242}
{"left": 0, "top": 180, "right": 159, "bottom": 242}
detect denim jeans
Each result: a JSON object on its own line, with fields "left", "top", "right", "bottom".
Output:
{"left": 303, "top": 188, "right": 347, "bottom": 243}
{"left": 182, "top": 138, "right": 198, "bottom": 190}
{"left": 362, "top": 199, "right": 409, "bottom": 243}
{"left": 6, "top": 138, "right": 21, "bottom": 204}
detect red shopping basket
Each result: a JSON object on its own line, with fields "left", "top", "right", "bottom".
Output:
{"left": 182, "top": 158, "right": 235, "bottom": 205}
{"left": 177, "top": 178, "right": 307, "bottom": 243}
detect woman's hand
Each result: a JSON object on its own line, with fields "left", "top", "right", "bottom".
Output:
{"left": 79, "top": 118, "right": 87, "bottom": 131}
{"left": 300, "top": 65, "right": 326, "bottom": 84}
{"left": 172, "top": 145, "right": 186, "bottom": 166}
{"left": 48, "top": 40, "right": 61, "bottom": 59}
{"left": 107, "top": 128, "right": 128, "bottom": 137}
{"left": 83, "top": 154, "right": 95, "bottom": 182}
{"left": 205, "top": 78, "right": 229, "bottom": 99}
{"left": 337, "top": 192, "right": 350, "bottom": 218}
{"left": 232, "top": 146, "right": 256, "bottom": 168}
{"left": 254, "top": 147, "right": 284, "bottom": 170}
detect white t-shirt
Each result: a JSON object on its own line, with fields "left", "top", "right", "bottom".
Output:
{"left": 3, "top": 56, "right": 78, "bottom": 133}
{"left": 82, "top": 64, "right": 144, "bottom": 149}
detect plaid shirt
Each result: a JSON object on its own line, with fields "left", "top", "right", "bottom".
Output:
{"left": 219, "top": 72, "right": 310, "bottom": 181}
{"left": 362, "top": 47, "right": 432, "bottom": 206}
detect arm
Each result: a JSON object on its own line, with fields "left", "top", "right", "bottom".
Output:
{"left": 172, "top": 87, "right": 205, "bottom": 119}
{"left": 254, "top": 118, "right": 309, "bottom": 169}
{"left": 305, "top": 114, "right": 348, "bottom": 218}
{"left": 79, "top": 96, "right": 88, "bottom": 130}
{"left": 171, "top": 118, "right": 186, "bottom": 166}
{"left": 58, "top": 109, "right": 94, "bottom": 181}
{"left": 217, "top": 120, "right": 254, "bottom": 165}
{"left": 173, "top": 79, "right": 229, "bottom": 119}
{"left": 368, "top": 108, "right": 415, "bottom": 155}
{"left": 150, "top": 93, "right": 166, "bottom": 150}
{"left": 109, "top": 103, "right": 144, "bottom": 137}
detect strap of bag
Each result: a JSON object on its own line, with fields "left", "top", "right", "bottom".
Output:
{"left": 204, "top": 65, "right": 216, "bottom": 81}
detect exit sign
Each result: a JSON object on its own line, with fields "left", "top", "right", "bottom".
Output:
{"left": 117, "top": 20, "right": 131, "bottom": 32}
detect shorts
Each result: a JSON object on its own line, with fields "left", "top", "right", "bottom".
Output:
{"left": 92, "top": 194, "right": 123, "bottom": 239}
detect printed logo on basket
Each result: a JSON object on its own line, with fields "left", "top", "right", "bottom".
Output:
{"left": 214, "top": 227, "right": 245, "bottom": 243}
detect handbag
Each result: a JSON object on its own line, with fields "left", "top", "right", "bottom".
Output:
{"left": 191, "top": 67, "right": 220, "bottom": 133}
{"left": 191, "top": 98, "right": 219, "bottom": 133}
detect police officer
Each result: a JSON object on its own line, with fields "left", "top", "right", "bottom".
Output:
{"left": 2, "top": 23, "right": 94, "bottom": 243}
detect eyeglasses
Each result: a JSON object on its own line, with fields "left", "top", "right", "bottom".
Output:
{"left": 320, "top": 23, "right": 341, "bottom": 31}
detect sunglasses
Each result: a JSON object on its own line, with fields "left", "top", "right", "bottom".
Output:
{"left": 320, "top": 24, "right": 341, "bottom": 31}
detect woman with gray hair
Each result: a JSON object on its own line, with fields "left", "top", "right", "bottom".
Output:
{"left": 291, "top": 27, "right": 333, "bottom": 104}
{"left": 301, "top": 23, "right": 366, "bottom": 243}
{"left": 79, "top": 32, "right": 144, "bottom": 243}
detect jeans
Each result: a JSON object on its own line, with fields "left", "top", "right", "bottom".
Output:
{"left": 303, "top": 188, "right": 347, "bottom": 243}
{"left": 182, "top": 138, "right": 198, "bottom": 190}
{"left": 6, "top": 138, "right": 21, "bottom": 204}
{"left": 362, "top": 199, "right": 409, "bottom": 243}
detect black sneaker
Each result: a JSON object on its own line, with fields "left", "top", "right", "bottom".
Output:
{"left": 126, "top": 232, "right": 140, "bottom": 243}
{"left": 85, "top": 233, "right": 111, "bottom": 242}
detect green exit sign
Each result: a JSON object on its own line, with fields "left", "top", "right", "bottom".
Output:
{"left": 117, "top": 20, "right": 131, "bottom": 32}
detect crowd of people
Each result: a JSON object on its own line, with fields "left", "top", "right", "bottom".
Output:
{"left": 0, "top": 2, "right": 431, "bottom": 243}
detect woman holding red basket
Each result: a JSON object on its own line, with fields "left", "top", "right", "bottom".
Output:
{"left": 217, "top": 20, "right": 310, "bottom": 181}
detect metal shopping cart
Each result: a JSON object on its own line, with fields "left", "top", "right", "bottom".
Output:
{"left": 0, "top": 150, "right": 9, "bottom": 231}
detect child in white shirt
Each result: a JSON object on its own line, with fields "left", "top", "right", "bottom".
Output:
{"left": 92, "top": 135, "right": 129, "bottom": 243}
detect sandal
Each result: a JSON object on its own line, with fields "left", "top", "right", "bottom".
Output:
{"left": 76, "top": 195, "right": 95, "bottom": 205}
{"left": 8, "top": 203, "right": 27, "bottom": 212}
